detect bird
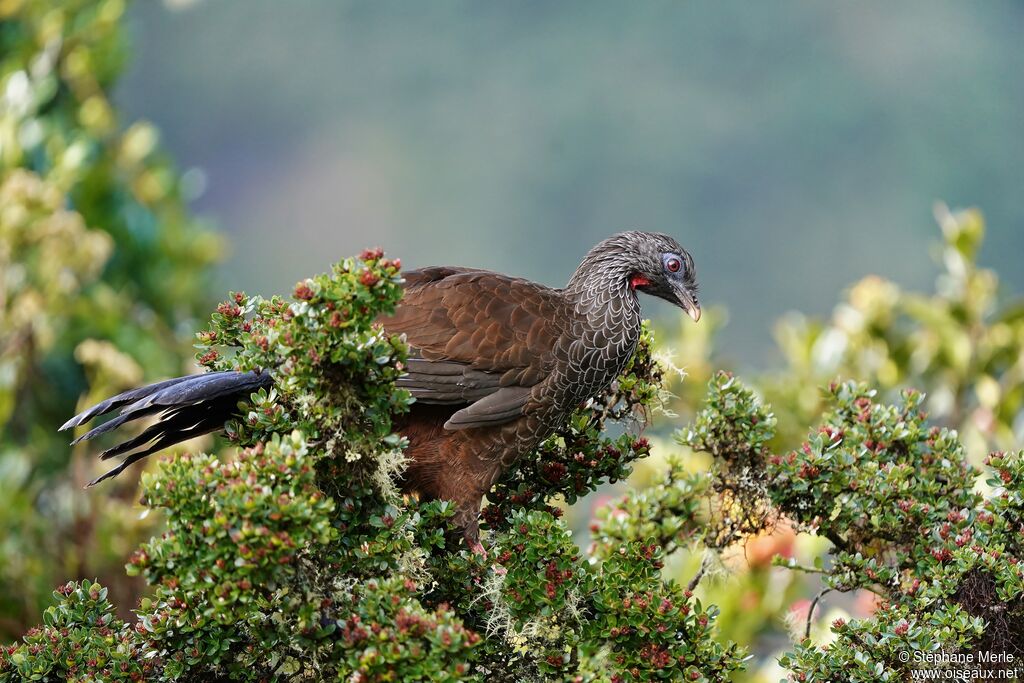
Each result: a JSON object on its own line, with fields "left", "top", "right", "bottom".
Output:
{"left": 61, "top": 231, "right": 701, "bottom": 549}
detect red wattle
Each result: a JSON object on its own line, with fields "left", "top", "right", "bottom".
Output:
{"left": 629, "top": 275, "right": 650, "bottom": 289}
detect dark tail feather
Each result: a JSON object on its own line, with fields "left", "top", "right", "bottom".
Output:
{"left": 62, "top": 370, "right": 273, "bottom": 486}
{"left": 59, "top": 375, "right": 197, "bottom": 432}
{"left": 86, "top": 404, "right": 236, "bottom": 487}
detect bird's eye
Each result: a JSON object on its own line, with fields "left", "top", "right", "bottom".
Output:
{"left": 663, "top": 254, "right": 682, "bottom": 273}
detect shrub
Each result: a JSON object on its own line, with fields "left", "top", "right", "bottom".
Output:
{"left": 2, "top": 247, "right": 748, "bottom": 681}
{"left": 12, "top": 306, "right": 1019, "bottom": 680}
{"left": 684, "top": 372, "right": 1021, "bottom": 680}
{"left": 766, "top": 205, "right": 1024, "bottom": 460}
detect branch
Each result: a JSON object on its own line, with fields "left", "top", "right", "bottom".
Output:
{"left": 805, "top": 587, "right": 832, "bottom": 640}
{"left": 783, "top": 562, "right": 829, "bottom": 576}
{"left": 823, "top": 530, "right": 847, "bottom": 552}
{"left": 687, "top": 555, "right": 712, "bottom": 593}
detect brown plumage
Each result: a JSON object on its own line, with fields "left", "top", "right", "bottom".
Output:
{"left": 61, "top": 232, "right": 700, "bottom": 547}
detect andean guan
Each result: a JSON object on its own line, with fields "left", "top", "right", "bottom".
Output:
{"left": 61, "top": 231, "right": 701, "bottom": 549}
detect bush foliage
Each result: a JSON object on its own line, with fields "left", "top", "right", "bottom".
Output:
{"left": 6, "top": 232, "right": 1023, "bottom": 680}
{"left": 687, "top": 374, "right": 1022, "bottom": 680}
{"left": 2, "top": 248, "right": 745, "bottom": 682}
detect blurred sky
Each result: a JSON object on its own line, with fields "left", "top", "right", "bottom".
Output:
{"left": 116, "top": 0, "right": 1024, "bottom": 366}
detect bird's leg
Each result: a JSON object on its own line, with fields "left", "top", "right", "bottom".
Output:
{"left": 452, "top": 489, "right": 487, "bottom": 556}
{"left": 464, "top": 522, "right": 486, "bottom": 556}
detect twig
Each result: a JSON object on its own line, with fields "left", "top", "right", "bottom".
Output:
{"left": 805, "top": 587, "right": 832, "bottom": 640}
{"left": 785, "top": 562, "right": 829, "bottom": 575}
{"left": 687, "top": 555, "right": 712, "bottom": 593}
{"left": 824, "top": 530, "right": 847, "bottom": 551}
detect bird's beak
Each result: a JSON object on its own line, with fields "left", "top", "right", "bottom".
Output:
{"left": 676, "top": 288, "right": 701, "bottom": 322}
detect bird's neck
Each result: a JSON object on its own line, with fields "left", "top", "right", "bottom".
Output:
{"left": 554, "top": 254, "right": 644, "bottom": 410}
{"left": 564, "top": 255, "right": 642, "bottom": 323}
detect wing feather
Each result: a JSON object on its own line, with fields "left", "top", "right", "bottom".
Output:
{"left": 380, "top": 267, "right": 564, "bottom": 427}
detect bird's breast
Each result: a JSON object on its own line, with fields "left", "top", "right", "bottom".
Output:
{"left": 549, "top": 301, "right": 642, "bottom": 412}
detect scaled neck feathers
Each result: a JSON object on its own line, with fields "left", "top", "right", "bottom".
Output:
{"left": 563, "top": 242, "right": 642, "bottom": 323}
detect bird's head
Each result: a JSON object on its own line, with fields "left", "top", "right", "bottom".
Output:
{"left": 574, "top": 231, "right": 701, "bottom": 322}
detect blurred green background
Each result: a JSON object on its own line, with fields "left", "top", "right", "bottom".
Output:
{"left": 119, "top": 0, "right": 1024, "bottom": 366}
{"left": 3, "top": 1, "right": 1024, "bottom": 679}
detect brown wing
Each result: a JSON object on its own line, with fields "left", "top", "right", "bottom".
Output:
{"left": 379, "top": 266, "right": 565, "bottom": 429}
